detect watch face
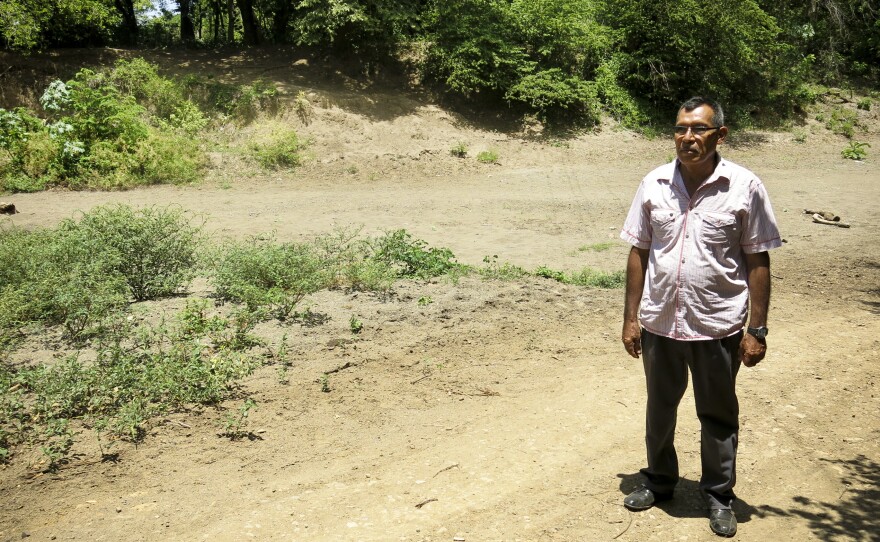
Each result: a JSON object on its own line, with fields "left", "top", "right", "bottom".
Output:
{"left": 749, "top": 327, "right": 768, "bottom": 339}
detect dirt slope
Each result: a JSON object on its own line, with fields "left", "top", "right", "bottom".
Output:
{"left": 1, "top": 49, "right": 879, "bottom": 542}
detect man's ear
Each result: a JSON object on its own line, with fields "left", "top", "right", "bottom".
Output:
{"left": 717, "top": 126, "right": 729, "bottom": 144}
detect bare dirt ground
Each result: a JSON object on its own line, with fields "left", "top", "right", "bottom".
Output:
{"left": 1, "top": 49, "right": 879, "bottom": 541}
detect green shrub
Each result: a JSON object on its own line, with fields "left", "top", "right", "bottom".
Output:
{"left": 65, "top": 205, "right": 203, "bottom": 301}
{"left": 249, "top": 129, "right": 305, "bottom": 169}
{"left": 450, "top": 141, "right": 469, "bottom": 158}
{"left": 371, "top": 229, "right": 463, "bottom": 279}
{"left": 476, "top": 149, "right": 499, "bottom": 163}
{"left": 535, "top": 265, "right": 624, "bottom": 288}
{"left": 827, "top": 106, "right": 858, "bottom": 138}
{"left": 505, "top": 69, "right": 600, "bottom": 124}
{"left": 0, "top": 225, "right": 128, "bottom": 340}
{"left": 841, "top": 141, "right": 869, "bottom": 160}
{"left": 480, "top": 255, "right": 529, "bottom": 280}
{"left": 182, "top": 77, "right": 280, "bottom": 122}
{"left": 0, "top": 60, "right": 208, "bottom": 192}
{"left": 0, "top": 309, "right": 262, "bottom": 463}
{"left": 212, "top": 237, "right": 329, "bottom": 319}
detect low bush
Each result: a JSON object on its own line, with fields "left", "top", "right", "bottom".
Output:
{"left": 66, "top": 205, "right": 203, "bottom": 301}
{"left": 371, "top": 229, "right": 464, "bottom": 279}
{"left": 0, "top": 59, "right": 210, "bottom": 192}
{"left": 249, "top": 129, "right": 305, "bottom": 169}
{"left": 0, "top": 308, "right": 261, "bottom": 467}
{"left": 211, "top": 237, "right": 329, "bottom": 319}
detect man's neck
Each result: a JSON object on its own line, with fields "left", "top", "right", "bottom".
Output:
{"left": 679, "top": 154, "right": 719, "bottom": 196}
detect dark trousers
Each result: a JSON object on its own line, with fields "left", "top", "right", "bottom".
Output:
{"left": 640, "top": 329, "right": 742, "bottom": 509}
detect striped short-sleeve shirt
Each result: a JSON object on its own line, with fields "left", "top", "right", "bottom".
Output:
{"left": 620, "top": 157, "right": 782, "bottom": 340}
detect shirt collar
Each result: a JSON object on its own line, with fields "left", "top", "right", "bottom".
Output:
{"left": 656, "top": 154, "right": 731, "bottom": 188}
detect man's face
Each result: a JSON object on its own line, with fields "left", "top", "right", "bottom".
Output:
{"left": 674, "top": 105, "right": 727, "bottom": 167}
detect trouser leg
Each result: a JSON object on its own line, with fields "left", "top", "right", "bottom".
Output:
{"left": 688, "top": 332, "right": 742, "bottom": 509}
{"left": 640, "top": 329, "right": 689, "bottom": 494}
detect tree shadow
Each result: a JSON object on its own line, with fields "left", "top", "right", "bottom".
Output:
{"left": 858, "top": 259, "right": 880, "bottom": 315}
{"left": 616, "top": 472, "right": 760, "bottom": 522}
{"left": 754, "top": 455, "right": 880, "bottom": 540}
{"left": 725, "top": 130, "right": 770, "bottom": 150}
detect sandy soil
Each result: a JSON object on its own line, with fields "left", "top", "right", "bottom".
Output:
{"left": 1, "top": 49, "right": 879, "bottom": 541}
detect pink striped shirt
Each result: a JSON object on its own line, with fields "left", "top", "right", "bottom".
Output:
{"left": 620, "top": 157, "right": 782, "bottom": 340}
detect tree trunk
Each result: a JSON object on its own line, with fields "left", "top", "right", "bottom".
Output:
{"left": 178, "top": 0, "right": 196, "bottom": 43}
{"left": 270, "top": 1, "right": 292, "bottom": 44}
{"left": 236, "top": 0, "right": 260, "bottom": 45}
{"left": 227, "top": 0, "right": 235, "bottom": 43}
{"left": 113, "top": 0, "right": 138, "bottom": 45}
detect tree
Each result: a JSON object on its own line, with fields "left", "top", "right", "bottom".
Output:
{"left": 236, "top": 0, "right": 259, "bottom": 44}
{"left": 178, "top": 0, "right": 196, "bottom": 43}
{"left": 114, "top": 0, "right": 139, "bottom": 45}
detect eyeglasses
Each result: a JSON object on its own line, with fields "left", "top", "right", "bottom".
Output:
{"left": 673, "top": 125, "right": 721, "bottom": 136}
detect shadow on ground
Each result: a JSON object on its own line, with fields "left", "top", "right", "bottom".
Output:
{"left": 755, "top": 455, "right": 880, "bottom": 539}
{"left": 616, "top": 472, "right": 760, "bottom": 523}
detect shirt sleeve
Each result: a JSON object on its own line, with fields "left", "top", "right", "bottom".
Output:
{"left": 740, "top": 179, "right": 783, "bottom": 253}
{"left": 620, "top": 179, "right": 652, "bottom": 249}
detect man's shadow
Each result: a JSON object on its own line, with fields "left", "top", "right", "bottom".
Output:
{"left": 617, "top": 472, "right": 760, "bottom": 522}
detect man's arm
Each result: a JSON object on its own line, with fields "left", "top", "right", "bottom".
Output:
{"left": 740, "top": 251, "right": 771, "bottom": 367}
{"left": 622, "top": 246, "right": 649, "bottom": 358}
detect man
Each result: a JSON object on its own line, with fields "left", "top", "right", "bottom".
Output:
{"left": 619, "top": 97, "right": 782, "bottom": 537}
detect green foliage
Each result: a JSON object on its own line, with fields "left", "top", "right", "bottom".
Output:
{"left": 480, "top": 255, "right": 529, "bottom": 280}
{"left": 534, "top": 265, "right": 625, "bottom": 288}
{"left": 578, "top": 242, "right": 615, "bottom": 252}
{"left": 65, "top": 205, "right": 203, "bottom": 301}
{"left": 826, "top": 106, "right": 858, "bottom": 138}
{"left": 0, "top": 0, "right": 117, "bottom": 50}
{"left": 292, "top": 0, "right": 421, "bottom": 58}
{"left": 0, "top": 59, "right": 208, "bottom": 192}
{"left": 0, "top": 308, "right": 262, "bottom": 464}
{"left": 599, "top": 0, "right": 809, "bottom": 122}
{"left": 211, "top": 237, "right": 329, "bottom": 319}
{"left": 0, "top": 204, "right": 202, "bottom": 344}
{"left": 476, "top": 149, "right": 499, "bottom": 163}
{"left": 182, "top": 77, "right": 280, "bottom": 122}
{"left": 371, "top": 229, "right": 463, "bottom": 279}
{"left": 450, "top": 141, "right": 469, "bottom": 158}
{"left": 219, "top": 398, "right": 258, "bottom": 440}
{"left": 841, "top": 141, "right": 869, "bottom": 160}
{"left": 0, "top": 225, "right": 128, "bottom": 341}
{"left": 505, "top": 69, "right": 600, "bottom": 123}
{"left": 249, "top": 129, "right": 305, "bottom": 169}
{"left": 857, "top": 98, "right": 871, "bottom": 111}
{"left": 349, "top": 314, "right": 363, "bottom": 334}
{"left": 312, "top": 228, "right": 397, "bottom": 293}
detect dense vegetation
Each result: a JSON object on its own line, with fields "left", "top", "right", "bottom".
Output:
{"left": 1, "top": 0, "right": 877, "bottom": 127}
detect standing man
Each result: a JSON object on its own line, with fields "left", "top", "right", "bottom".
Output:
{"left": 619, "top": 97, "right": 782, "bottom": 537}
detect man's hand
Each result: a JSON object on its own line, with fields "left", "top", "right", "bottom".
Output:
{"left": 622, "top": 321, "right": 642, "bottom": 358}
{"left": 739, "top": 333, "right": 766, "bottom": 367}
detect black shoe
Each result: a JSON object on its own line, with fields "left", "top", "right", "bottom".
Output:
{"left": 709, "top": 509, "right": 737, "bottom": 537}
{"left": 623, "top": 486, "right": 673, "bottom": 511}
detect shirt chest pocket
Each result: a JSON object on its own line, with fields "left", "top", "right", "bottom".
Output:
{"left": 650, "top": 208, "right": 678, "bottom": 241}
{"left": 701, "top": 213, "right": 739, "bottom": 244}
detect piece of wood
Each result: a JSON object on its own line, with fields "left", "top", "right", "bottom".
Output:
{"left": 812, "top": 214, "right": 851, "bottom": 228}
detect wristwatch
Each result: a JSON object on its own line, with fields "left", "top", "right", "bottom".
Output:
{"left": 747, "top": 326, "right": 769, "bottom": 340}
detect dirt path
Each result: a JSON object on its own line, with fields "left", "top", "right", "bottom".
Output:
{"left": 1, "top": 50, "right": 879, "bottom": 541}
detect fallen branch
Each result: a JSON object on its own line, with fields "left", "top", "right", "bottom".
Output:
{"left": 325, "top": 361, "right": 357, "bottom": 375}
{"left": 415, "top": 498, "right": 438, "bottom": 509}
{"left": 812, "top": 214, "right": 851, "bottom": 228}
{"left": 433, "top": 463, "right": 460, "bottom": 478}
{"left": 613, "top": 513, "right": 633, "bottom": 539}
